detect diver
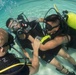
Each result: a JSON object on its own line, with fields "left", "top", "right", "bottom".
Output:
{"left": 0, "top": 28, "right": 40, "bottom": 75}
{"left": 6, "top": 13, "right": 76, "bottom": 75}
{"left": 6, "top": 13, "right": 44, "bottom": 61}
{"left": 38, "top": 14, "right": 76, "bottom": 75}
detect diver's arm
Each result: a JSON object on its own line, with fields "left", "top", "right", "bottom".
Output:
{"left": 27, "top": 17, "right": 44, "bottom": 22}
{"left": 28, "top": 35, "right": 34, "bottom": 43}
{"left": 18, "top": 34, "right": 70, "bottom": 52}
{"left": 29, "top": 38, "right": 40, "bottom": 75}
{"left": 40, "top": 35, "right": 70, "bottom": 51}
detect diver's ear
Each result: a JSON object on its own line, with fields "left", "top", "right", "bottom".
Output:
{"left": 0, "top": 47, "right": 4, "bottom": 52}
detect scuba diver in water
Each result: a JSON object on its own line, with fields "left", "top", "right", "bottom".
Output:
{"left": 6, "top": 14, "right": 76, "bottom": 75}
{"left": 0, "top": 28, "right": 40, "bottom": 75}
{"left": 6, "top": 13, "right": 44, "bottom": 61}
{"left": 38, "top": 14, "right": 76, "bottom": 75}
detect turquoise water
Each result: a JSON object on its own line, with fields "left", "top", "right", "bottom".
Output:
{"left": 0, "top": 0, "right": 76, "bottom": 75}
{"left": 1, "top": 0, "right": 76, "bottom": 28}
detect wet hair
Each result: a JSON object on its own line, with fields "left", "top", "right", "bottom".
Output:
{"left": 0, "top": 28, "right": 14, "bottom": 48}
{"left": 44, "top": 14, "right": 63, "bottom": 30}
{"left": 44, "top": 14, "right": 61, "bottom": 23}
{"left": 6, "top": 18, "right": 13, "bottom": 27}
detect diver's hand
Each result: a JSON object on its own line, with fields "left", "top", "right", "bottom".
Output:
{"left": 18, "top": 34, "right": 26, "bottom": 39}
{"left": 32, "top": 38, "right": 41, "bottom": 51}
{"left": 38, "top": 18, "right": 44, "bottom": 22}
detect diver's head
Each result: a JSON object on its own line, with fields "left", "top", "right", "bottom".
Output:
{"left": 44, "top": 14, "right": 61, "bottom": 34}
{"left": 6, "top": 18, "right": 21, "bottom": 32}
{"left": 0, "top": 28, "right": 9, "bottom": 57}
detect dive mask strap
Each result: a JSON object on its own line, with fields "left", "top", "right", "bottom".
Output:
{"left": 46, "top": 23, "right": 59, "bottom": 31}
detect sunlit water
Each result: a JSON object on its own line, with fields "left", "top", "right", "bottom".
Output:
{"left": 0, "top": 0, "right": 76, "bottom": 75}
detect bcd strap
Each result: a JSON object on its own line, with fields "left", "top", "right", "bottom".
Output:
{"left": 26, "top": 64, "right": 32, "bottom": 66}
{"left": 40, "top": 35, "right": 51, "bottom": 44}
{"left": 0, "top": 63, "right": 25, "bottom": 73}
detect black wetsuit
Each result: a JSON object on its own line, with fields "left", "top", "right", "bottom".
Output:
{"left": 0, "top": 53, "right": 29, "bottom": 75}
{"left": 39, "top": 45, "right": 62, "bottom": 63}
{"left": 67, "top": 27, "right": 76, "bottom": 49}
{"left": 59, "top": 20, "right": 76, "bottom": 49}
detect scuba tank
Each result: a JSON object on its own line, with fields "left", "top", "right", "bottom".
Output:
{"left": 65, "top": 12, "right": 76, "bottom": 29}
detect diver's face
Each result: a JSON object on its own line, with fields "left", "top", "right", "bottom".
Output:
{"left": 8, "top": 20, "right": 20, "bottom": 31}
{"left": 46, "top": 21, "right": 60, "bottom": 34}
{"left": 0, "top": 45, "right": 9, "bottom": 57}
{"left": 0, "top": 37, "right": 9, "bottom": 57}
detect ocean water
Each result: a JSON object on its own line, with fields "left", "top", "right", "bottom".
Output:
{"left": 0, "top": 0, "right": 76, "bottom": 75}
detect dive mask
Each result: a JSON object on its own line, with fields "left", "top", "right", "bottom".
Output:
{"left": 0, "top": 42, "right": 9, "bottom": 49}
{"left": 46, "top": 23, "right": 59, "bottom": 31}
{"left": 9, "top": 20, "right": 19, "bottom": 32}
